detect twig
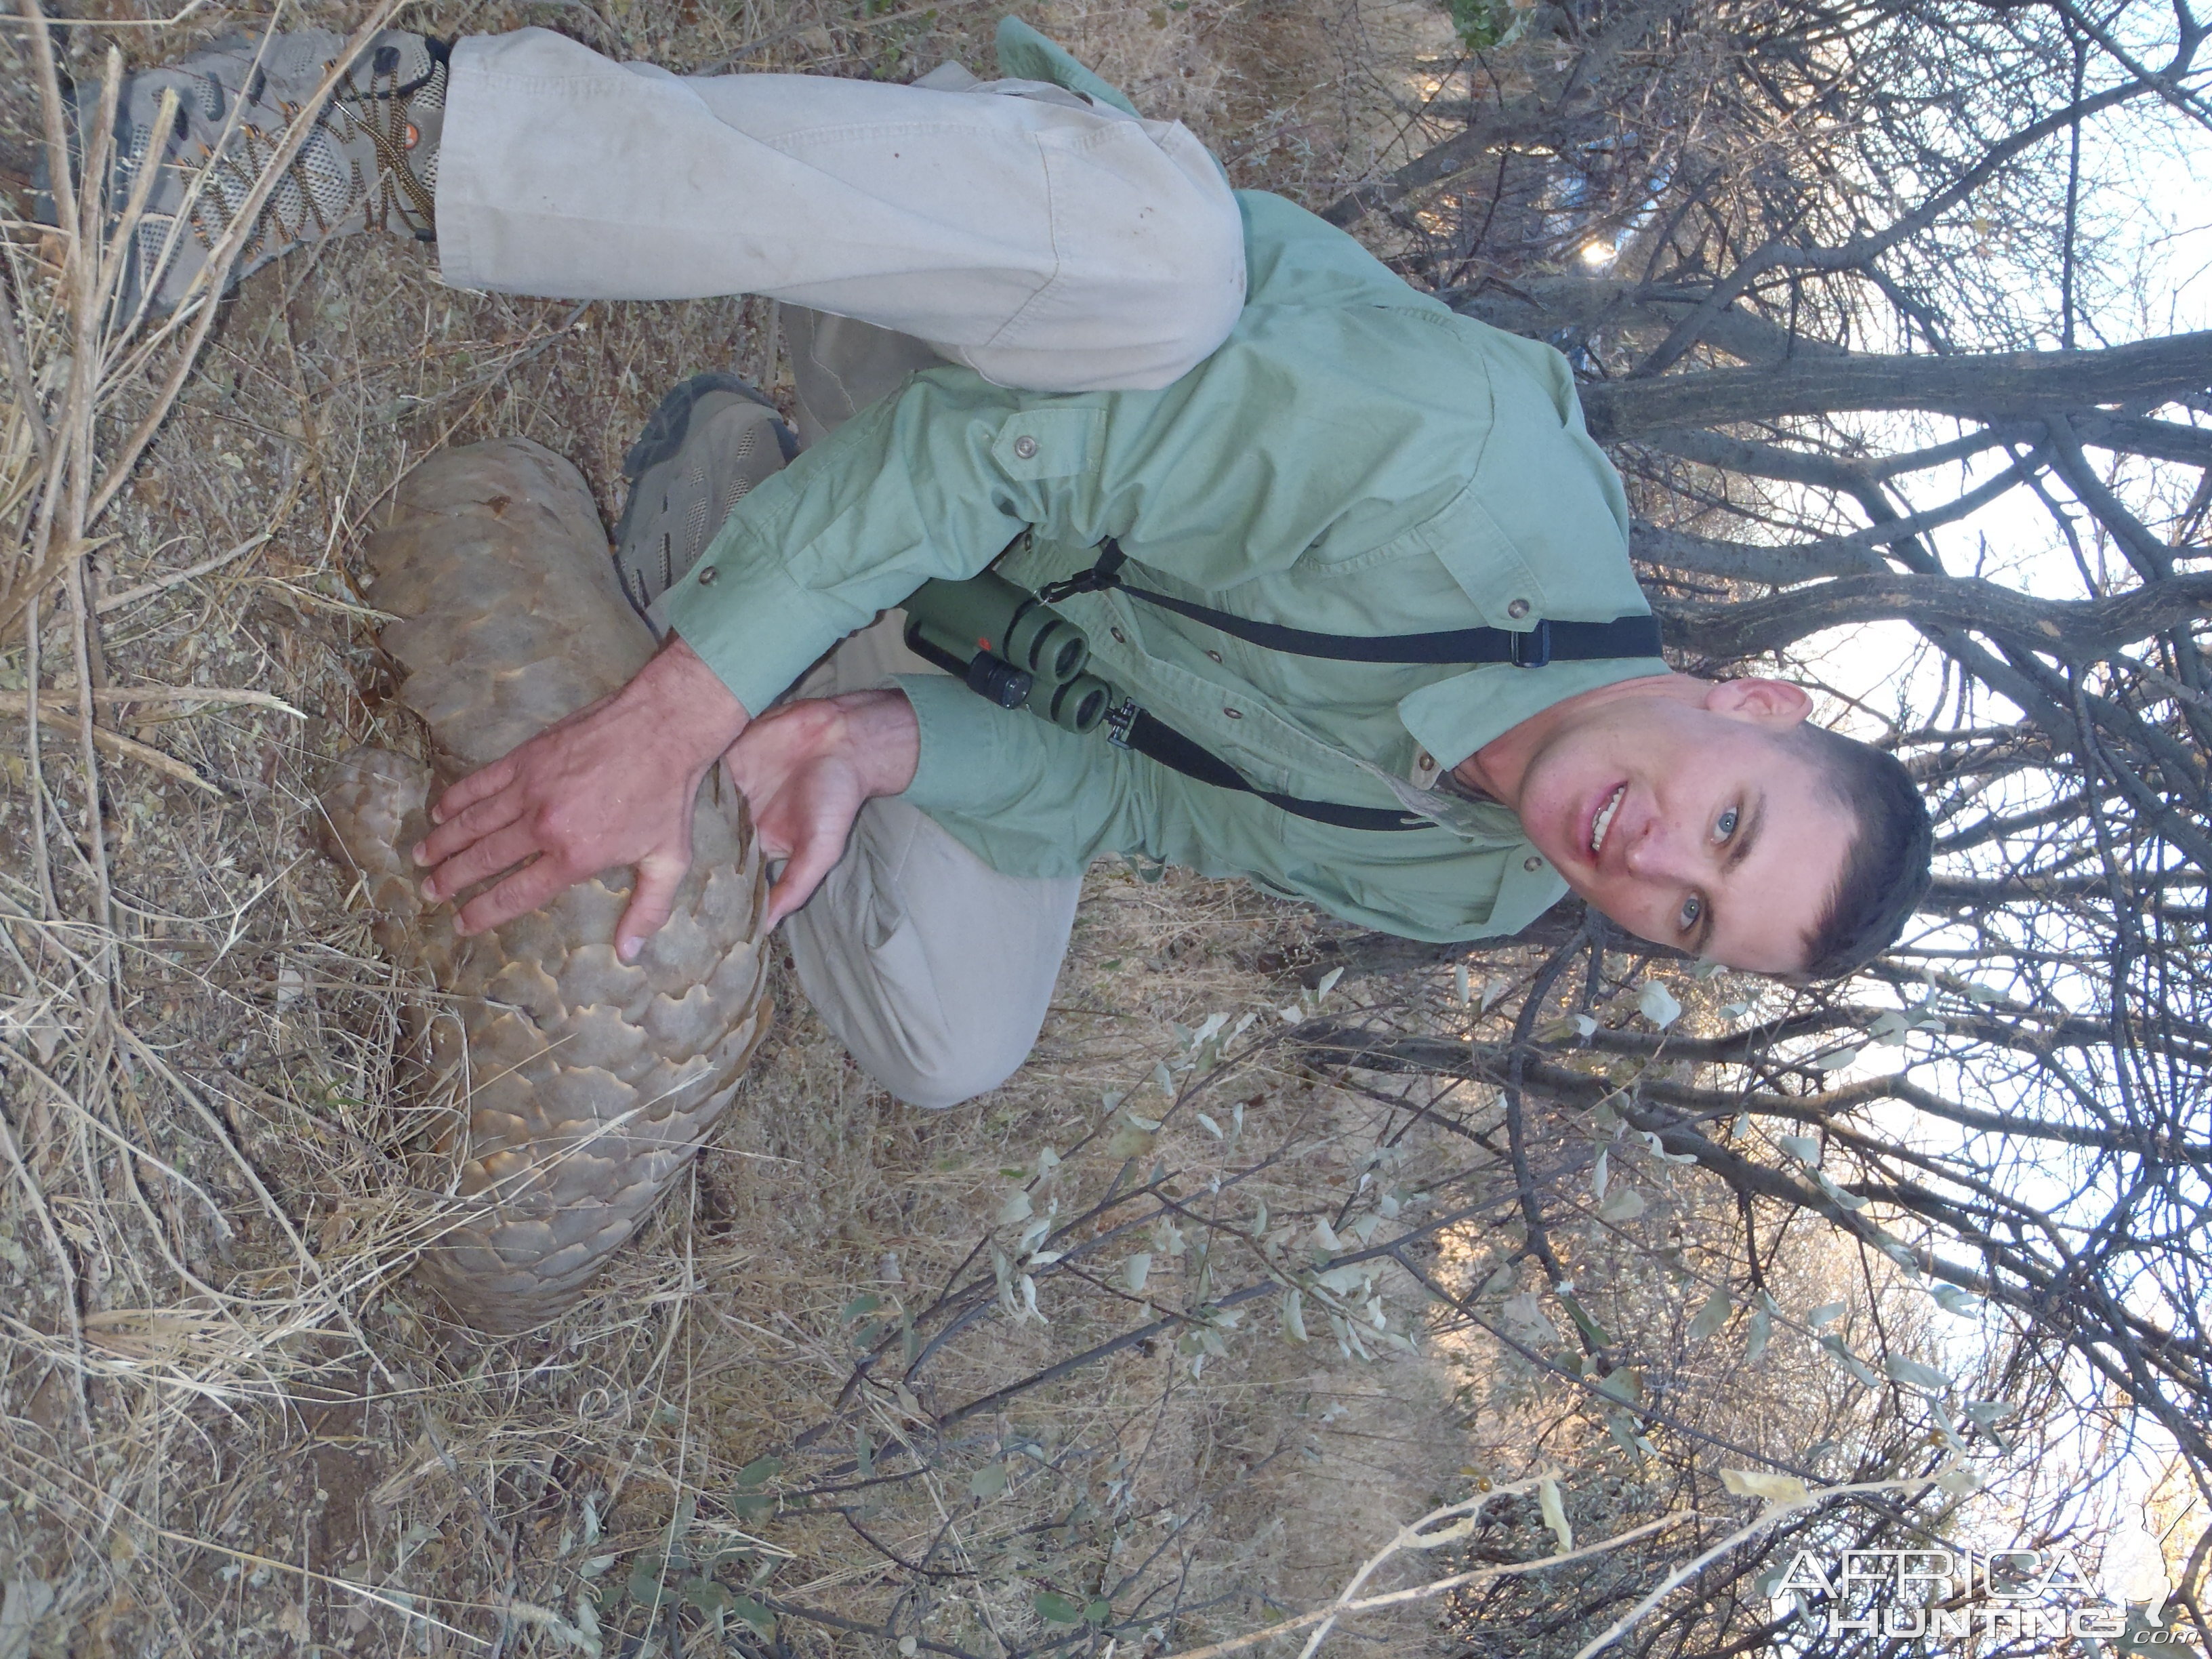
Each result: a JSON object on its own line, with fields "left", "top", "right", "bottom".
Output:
{"left": 95, "top": 531, "right": 272, "bottom": 612}
{"left": 23, "top": 589, "right": 57, "bottom": 914}
{"left": 0, "top": 685, "right": 306, "bottom": 718}
{"left": 0, "top": 268, "right": 50, "bottom": 468}
{"left": 1566, "top": 1475, "right": 1952, "bottom": 1659}
{"left": 0, "top": 1089, "right": 93, "bottom": 1441}
{"left": 0, "top": 692, "right": 223, "bottom": 794}
{"left": 1162, "top": 1509, "right": 1694, "bottom": 1659}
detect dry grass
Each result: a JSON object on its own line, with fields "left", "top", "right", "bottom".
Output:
{"left": 0, "top": 1, "right": 1517, "bottom": 1655}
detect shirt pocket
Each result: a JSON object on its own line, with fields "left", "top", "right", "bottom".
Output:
{"left": 992, "top": 407, "right": 1103, "bottom": 480}
{"left": 1418, "top": 481, "right": 1550, "bottom": 633}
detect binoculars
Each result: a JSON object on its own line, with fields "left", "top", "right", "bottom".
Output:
{"left": 902, "top": 571, "right": 1120, "bottom": 735}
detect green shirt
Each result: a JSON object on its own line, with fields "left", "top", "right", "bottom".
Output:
{"left": 662, "top": 189, "right": 1662, "bottom": 945}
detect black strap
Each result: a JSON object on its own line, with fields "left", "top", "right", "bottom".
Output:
{"left": 1038, "top": 539, "right": 1664, "bottom": 668}
{"left": 1113, "top": 708, "right": 1429, "bottom": 832}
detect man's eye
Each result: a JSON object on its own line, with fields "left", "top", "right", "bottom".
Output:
{"left": 1679, "top": 894, "right": 1703, "bottom": 931}
{"left": 1715, "top": 808, "right": 1739, "bottom": 842}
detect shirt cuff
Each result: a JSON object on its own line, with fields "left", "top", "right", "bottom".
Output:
{"left": 657, "top": 522, "right": 873, "bottom": 715}
{"left": 895, "top": 674, "right": 1017, "bottom": 817}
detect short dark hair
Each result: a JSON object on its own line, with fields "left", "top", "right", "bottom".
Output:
{"left": 1785, "top": 724, "right": 1934, "bottom": 980}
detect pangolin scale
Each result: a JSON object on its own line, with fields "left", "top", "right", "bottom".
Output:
{"left": 320, "top": 438, "right": 771, "bottom": 1334}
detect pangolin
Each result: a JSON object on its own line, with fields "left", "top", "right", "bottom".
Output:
{"left": 319, "top": 438, "right": 771, "bottom": 1334}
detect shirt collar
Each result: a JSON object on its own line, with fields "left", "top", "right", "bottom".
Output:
{"left": 1395, "top": 657, "right": 1673, "bottom": 773}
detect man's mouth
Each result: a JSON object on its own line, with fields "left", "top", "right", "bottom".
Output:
{"left": 1589, "top": 783, "right": 1626, "bottom": 860}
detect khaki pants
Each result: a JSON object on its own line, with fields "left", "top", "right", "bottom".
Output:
{"left": 434, "top": 32, "right": 1207, "bottom": 1105}
{"left": 438, "top": 29, "right": 1244, "bottom": 392}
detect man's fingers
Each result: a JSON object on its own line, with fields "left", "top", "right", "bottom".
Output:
{"left": 763, "top": 836, "right": 842, "bottom": 931}
{"left": 617, "top": 852, "right": 689, "bottom": 962}
{"left": 413, "top": 788, "right": 525, "bottom": 868}
{"left": 425, "top": 756, "right": 516, "bottom": 830}
{"left": 453, "top": 857, "right": 575, "bottom": 939}
{"left": 420, "top": 823, "right": 537, "bottom": 902}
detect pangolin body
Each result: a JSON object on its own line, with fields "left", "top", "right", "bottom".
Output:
{"left": 321, "top": 438, "right": 771, "bottom": 1334}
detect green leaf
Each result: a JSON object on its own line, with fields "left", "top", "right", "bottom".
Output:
{"left": 1744, "top": 1307, "right": 1771, "bottom": 1364}
{"left": 1536, "top": 1478, "right": 1574, "bottom": 1555}
{"left": 1931, "top": 1284, "right": 1984, "bottom": 1317}
{"left": 729, "top": 1595, "right": 775, "bottom": 1635}
{"left": 1883, "top": 1354, "right": 1953, "bottom": 1393}
{"left": 1638, "top": 981, "right": 1682, "bottom": 1029}
{"left": 1818, "top": 1333, "right": 1881, "bottom": 1387}
{"left": 1105, "top": 1122, "right": 1155, "bottom": 1160}
{"left": 1557, "top": 1292, "right": 1612, "bottom": 1349}
{"left": 1720, "top": 1468, "right": 1809, "bottom": 1504}
{"left": 680, "top": 1577, "right": 735, "bottom": 1617}
{"left": 1596, "top": 1366, "right": 1643, "bottom": 1406}
{"left": 970, "top": 1464, "right": 1009, "bottom": 1500}
{"left": 735, "top": 1456, "right": 783, "bottom": 1488}
{"left": 840, "top": 1293, "right": 884, "bottom": 1325}
{"left": 729, "top": 1494, "right": 776, "bottom": 1520}
{"left": 1035, "top": 1591, "right": 1085, "bottom": 1624}
{"left": 1687, "top": 1289, "right": 1731, "bottom": 1344}
{"left": 1807, "top": 1301, "right": 1846, "bottom": 1328}
{"left": 1124, "top": 1252, "right": 1151, "bottom": 1293}
{"left": 1778, "top": 1134, "right": 1822, "bottom": 1165}
{"left": 1934, "top": 1464, "right": 1981, "bottom": 1496}
{"left": 626, "top": 1554, "right": 669, "bottom": 1604}
{"left": 1086, "top": 1599, "right": 1112, "bottom": 1625}
{"left": 1596, "top": 1188, "right": 1645, "bottom": 1223}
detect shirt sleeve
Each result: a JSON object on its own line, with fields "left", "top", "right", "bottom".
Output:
{"left": 657, "top": 295, "right": 1489, "bottom": 715}
{"left": 893, "top": 672, "right": 1155, "bottom": 876}
{"left": 657, "top": 369, "right": 1103, "bottom": 715}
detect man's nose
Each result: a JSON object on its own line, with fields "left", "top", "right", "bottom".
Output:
{"left": 1620, "top": 816, "right": 1693, "bottom": 880}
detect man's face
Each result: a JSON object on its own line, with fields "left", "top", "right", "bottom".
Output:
{"left": 1509, "top": 681, "right": 1856, "bottom": 974}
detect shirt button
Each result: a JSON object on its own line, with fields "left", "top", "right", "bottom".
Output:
{"left": 1523, "top": 855, "right": 1542, "bottom": 872}
{"left": 1012, "top": 435, "right": 1039, "bottom": 460}
{"left": 1415, "top": 750, "right": 1436, "bottom": 775}
{"left": 1110, "top": 628, "right": 1126, "bottom": 644}
{"left": 1506, "top": 598, "right": 1530, "bottom": 619}
{"left": 1223, "top": 707, "right": 1243, "bottom": 719}
{"left": 1206, "top": 649, "right": 1224, "bottom": 664}
{"left": 697, "top": 566, "right": 719, "bottom": 586}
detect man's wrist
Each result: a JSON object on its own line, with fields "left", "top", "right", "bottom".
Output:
{"left": 638, "top": 634, "right": 753, "bottom": 765}
{"left": 828, "top": 688, "right": 921, "bottom": 798}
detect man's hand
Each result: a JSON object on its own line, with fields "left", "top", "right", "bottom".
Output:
{"left": 718, "top": 689, "right": 921, "bottom": 928}
{"left": 411, "top": 636, "right": 752, "bottom": 958}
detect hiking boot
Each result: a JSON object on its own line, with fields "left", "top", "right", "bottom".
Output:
{"left": 613, "top": 374, "right": 798, "bottom": 626}
{"left": 39, "top": 29, "right": 447, "bottom": 317}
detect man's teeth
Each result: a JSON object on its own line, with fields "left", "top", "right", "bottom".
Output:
{"left": 1591, "top": 785, "right": 1625, "bottom": 856}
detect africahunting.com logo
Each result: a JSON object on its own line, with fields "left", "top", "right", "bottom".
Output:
{"left": 1768, "top": 1548, "right": 2194, "bottom": 1644}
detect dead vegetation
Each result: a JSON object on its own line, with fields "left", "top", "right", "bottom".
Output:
{"left": 0, "top": 1, "right": 1519, "bottom": 1655}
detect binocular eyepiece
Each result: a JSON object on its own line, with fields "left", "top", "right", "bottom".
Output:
{"left": 902, "top": 571, "right": 1122, "bottom": 735}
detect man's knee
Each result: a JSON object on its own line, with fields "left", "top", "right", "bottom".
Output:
{"left": 860, "top": 1022, "right": 1042, "bottom": 1112}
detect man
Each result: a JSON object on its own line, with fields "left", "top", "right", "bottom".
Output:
{"left": 77, "top": 20, "right": 1931, "bottom": 1107}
